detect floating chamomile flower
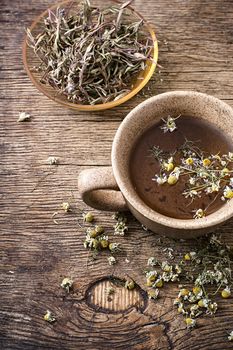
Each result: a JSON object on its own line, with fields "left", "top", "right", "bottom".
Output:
{"left": 193, "top": 208, "right": 205, "bottom": 219}
{"left": 185, "top": 157, "right": 194, "bottom": 166}
{"left": 153, "top": 174, "right": 167, "bottom": 185}
{"left": 160, "top": 115, "right": 181, "bottom": 133}
{"left": 221, "top": 286, "right": 231, "bottom": 299}
{"left": 202, "top": 158, "right": 211, "bottom": 167}
{"left": 223, "top": 186, "right": 233, "bottom": 199}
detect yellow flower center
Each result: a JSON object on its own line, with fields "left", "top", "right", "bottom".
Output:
{"left": 186, "top": 157, "right": 194, "bottom": 165}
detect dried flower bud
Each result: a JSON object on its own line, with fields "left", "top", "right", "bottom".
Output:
{"left": 185, "top": 317, "right": 196, "bottom": 328}
{"left": 125, "top": 280, "right": 135, "bottom": 290}
{"left": 108, "top": 256, "right": 116, "bottom": 266}
{"left": 44, "top": 310, "right": 56, "bottom": 323}
{"left": 61, "top": 277, "right": 73, "bottom": 292}
{"left": 148, "top": 288, "right": 159, "bottom": 300}
{"left": 83, "top": 212, "right": 94, "bottom": 223}
{"left": 61, "top": 202, "right": 70, "bottom": 212}
{"left": 221, "top": 287, "right": 231, "bottom": 299}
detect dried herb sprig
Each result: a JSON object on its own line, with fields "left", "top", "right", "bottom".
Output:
{"left": 27, "top": 0, "right": 154, "bottom": 105}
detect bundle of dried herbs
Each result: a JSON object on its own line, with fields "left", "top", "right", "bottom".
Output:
{"left": 27, "top": 0, "right": 154, "bottom": 105}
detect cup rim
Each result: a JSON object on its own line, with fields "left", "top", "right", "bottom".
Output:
{"left": 111, "top": 90, "right": 233, "bottom": 230}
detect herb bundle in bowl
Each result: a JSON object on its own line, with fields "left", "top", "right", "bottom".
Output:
{"left": 23, "top": 0, "right": 158, "bottom": 111}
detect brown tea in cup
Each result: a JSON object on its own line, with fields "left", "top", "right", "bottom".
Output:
{"left": 130, "top": 116, "right": 233, "bottom": 219}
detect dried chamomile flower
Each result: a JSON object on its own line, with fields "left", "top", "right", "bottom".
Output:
{"left": 61, "top": 277, "right": 73, "bottom": 292}
{"left": 83, "top": 212, "right": 94, "bottom": 223}
{"left": 173, "top": 297, "right": 181, "bottom": 306}
{"left": 147, "top": 257, "right": 157, "bottom": 267}
{"left": 163, "top": 158, "right": 174, "bottom": 171}
{"left": 148, "top": 288, "right": 159, "bottom": 300}
{"left": 160, "top": 115, "right": 180, "bottom": 133}
{"left": 185, "top": 317, "right": 196, "bottom": 328}
{"left": 206, "top": 302, "right": 218, "bottom": 315}
{"left": 146, "top": 270, "right": 158, "bottom": 282}
{"left": 95, "top": 225, "right": 105, "bottom": 235}
{"left": 177, "top": 303, "right": 187, "bottom": 315}
{"left": 105, "top": 287, "right": 115, "bottom": 300}
{"left": 61, "top": 202, "right": 70, "bottom": 212}
{"left": 125, "top": 280, "right": 135, "bottom": 290}
{"left": 221, "top": 286, "right": 231, "bottom": 299}
{"left": 198, "top": 298, "right": 209, "bottom": 308}
{"left": 109, "top": 242, "right": 121, "bottom": 253}
{"left": 202, "top": 158, "right": 211, "bottom": 167}
{"left": 161, "top": 261, "right": 172, "bottom": 272}
{"left": 114, "top": 218, "right": 128, "bottom": 236}
{"left": 184, "top": 253, "right": 191, "bottom": 261}
{"left": 47, "top": 156, "right": 58, "bottom": 165}
{"left": 153, "top": 277, "right": 163, "bottom": 288}
{"left": 153, "top": 174, "right": 167, "bottom": 185}
{"left": 184, "top": 252, "right": 196, "bottom": 261}
{"left": 167, "top": 174, "right": 178, "bottom": 185}
{"left": 228, "top": 152, "right": 233, "bottom": 161}
{"left": 84, "top": 236, "right": 99, "bottom": 250}
{"left": 86, "top": 228, "right": 98, "bottom": 238}
{"left": 108, "top": 256, "right": 116, "bottom": 266}
{"left": 192, "top": 286, "right": 203, "bottom": 298}
{"left": 185, "top": 157, "right": 194, "bottom": 166}
{"left": 228, "top": 331, "right": 233, "bottom": 341}
{"left": 190, "top": 304, "right": 202, "bottom": 318}
{"left": 178, "top": 288, "right": 190, "bottom": 298}
{"left": 174, "top": 264, "right": 182, "bottom": 274}
{"left": 99, "top": 235, "right": 109, "bottom": 249}
{"left": 44, "top": 310, "right": 56, "bottom": 323}
{"left": 223, "top": 186, "right": 233, "bottom": 199}
{"left": 18, "top": 111, "right": 31, "bottom": 122}
{"left": 193, "top": 208, "right": 205, "bottom": 219}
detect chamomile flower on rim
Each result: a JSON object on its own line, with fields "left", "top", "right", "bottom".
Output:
{"left": 221, "top": 286, "right": 231, "bottom": 299}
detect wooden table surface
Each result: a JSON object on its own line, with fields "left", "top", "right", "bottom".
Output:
{"left": 1, "top": 0, "right": 233, "bottom": 349}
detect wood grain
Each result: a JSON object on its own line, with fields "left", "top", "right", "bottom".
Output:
{"left": 1, "top": 0, "right": 233, "bottom": 349}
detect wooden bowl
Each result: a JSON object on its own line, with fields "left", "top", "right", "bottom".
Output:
{"left": 22, "top": 0, "right": 158, "bottom": 111}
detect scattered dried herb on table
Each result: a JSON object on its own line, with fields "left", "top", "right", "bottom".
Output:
{"left": 145, "top": 233, "right": 233, "bottom": 329}
{"left": 27, "top": 0, "right": 154, "bottom": 105}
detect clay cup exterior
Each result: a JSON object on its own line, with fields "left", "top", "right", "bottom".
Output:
{"left": 78, "top": 91, "right": 233, "bottom": 239}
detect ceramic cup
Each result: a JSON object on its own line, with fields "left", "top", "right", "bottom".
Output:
{"left": 78, "top": 91, "right": 233, "bottom": 239}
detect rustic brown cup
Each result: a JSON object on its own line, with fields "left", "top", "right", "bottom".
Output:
{"left": 78, "top": 91, "right": 233, "bottom": 239}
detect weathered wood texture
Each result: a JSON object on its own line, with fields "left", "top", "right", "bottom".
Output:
{"left": 1, "top": 0, "right": 233, "bottom": 349}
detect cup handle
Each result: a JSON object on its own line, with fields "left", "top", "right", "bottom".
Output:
{"left": 78, "top": 167, "right": 128, "bottom": 211}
